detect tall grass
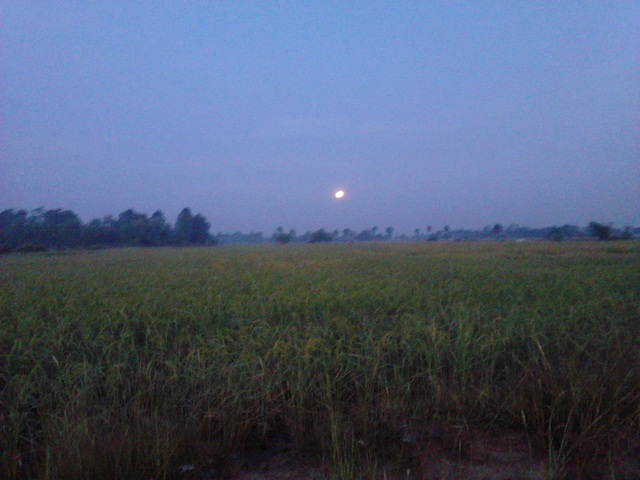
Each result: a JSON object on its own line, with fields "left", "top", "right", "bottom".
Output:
{"left": 1, "top": 242, "right": 638, "bottom": 479}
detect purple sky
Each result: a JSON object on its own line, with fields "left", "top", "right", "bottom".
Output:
{"left": 1, "top": 2, "right": 638, "bottom": 234}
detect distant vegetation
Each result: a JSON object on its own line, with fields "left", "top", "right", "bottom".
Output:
{"left": 1, "top": 243, "right": 638, "bottom": 479}
{"left": 0, "top": 207, "right": 637, "bottom": 252}
{"left": 0, "top": 207, "right": 214, "bottom": 252}
{"left": 265, "top": 222, "right": 637, "bottom": 245}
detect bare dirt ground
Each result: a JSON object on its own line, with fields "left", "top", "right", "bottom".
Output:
{"left": 186, "top": 424, "right": 640, "bottom": 480}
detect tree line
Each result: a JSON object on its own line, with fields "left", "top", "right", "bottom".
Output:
{"left": 1, "top": 207, "right": 636, "bottom": 252}
{"left": 0, "top": 207, "right": 214, "bottom": 253}
{"left": 220, "top": 222, "right": 636, "bottom": 245}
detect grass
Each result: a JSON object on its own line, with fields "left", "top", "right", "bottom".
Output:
{"left": 0, "top": 242, "right": 638, "bottom": 479}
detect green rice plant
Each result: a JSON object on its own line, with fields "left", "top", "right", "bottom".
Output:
{"left": 0, "top": 242, "right": 638, "bottom": 479}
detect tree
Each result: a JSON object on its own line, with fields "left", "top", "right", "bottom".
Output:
{"left": 0, "top": 209, "right": 26, "bottom": 249}
{"left": 148, "top": 210, "right": 172, "bottom": 245}
{"left": 0, "top": 209, "right": 29, "bottom": 249}
{"left": 492, "top": 223, "right": 503, "bottom": 236}
{"left": 174, "top": 208, "right": 194, "bottom": 245}
{"left": 273, "top": 226, "right": 293, "bottom": 244}
{"left": 589, "top": 221, "right": 612, "bottom": 241}
{"left": 173, "top": 208, "right": 212, "bottom": 245}
{"left": 546, "top": 224, "right": 580, "bottom": 242}
{"left": 309, "top": 228, "right": 333, "bottom": 243}
{"left": 547, "top": 227, "right": 564, "bottom": 242}
{"left": 385, "top": 227, "right": 394, "bottom": 239}
{"left": 117, "top": 209, "right": 149, "bottom": 246}
{"left": 43, "top": 209, "right": 82, "bottom": 248}
{"left": 0, "top": 208, "right": 84, "bottom": 249}
{"left": 355, "top": 228, "right": 374, "bottom": 241}
{"left": 191, "top": 214, "right": 211, "bottom": 245}
{"left": 86, "top": 215, "right": 119, "bottom": 246}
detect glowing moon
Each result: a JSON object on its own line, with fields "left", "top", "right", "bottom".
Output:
{"left": 334, "top": 190, "right": 345, "bottom": 199}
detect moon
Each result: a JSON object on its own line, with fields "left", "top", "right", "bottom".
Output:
{"left": 334, "top": 190, "right": 345, "bottom": 199}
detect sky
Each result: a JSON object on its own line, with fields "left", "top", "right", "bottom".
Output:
{"left": 1, "top": 1, "right": 638, "bottom": 235}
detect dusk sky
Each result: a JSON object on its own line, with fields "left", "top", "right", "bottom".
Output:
{"left": 1, "top": 2, "right": 638, "bottom": 235}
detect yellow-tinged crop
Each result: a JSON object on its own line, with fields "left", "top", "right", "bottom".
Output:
{"left": 0, "top": 242, "right": 638, "bottom": 479}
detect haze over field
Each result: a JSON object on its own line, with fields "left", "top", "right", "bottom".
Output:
{"left": 1, "top": 2, "right": 638, "bottom": 234}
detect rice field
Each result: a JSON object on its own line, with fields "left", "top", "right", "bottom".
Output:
{"left": 1, "top": 242, "right": 639, "bottom": 479}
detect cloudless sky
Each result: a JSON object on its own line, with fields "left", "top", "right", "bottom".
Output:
{"left": 1, "top": 1, "right": 638, "bottom": 234}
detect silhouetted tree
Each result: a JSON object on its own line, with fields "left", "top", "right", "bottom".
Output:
{"left": 546, "top": 224, "right": 580, "bottom": 242}
{"left": 173, "top": 209, "right": 212, "bottom": 245}
{"left": 492, "top": 223, "right": 503, "bottom": 236}
{"left": 0, "top": 208, "right": 82, "bottom": 249}
{"left": 90, "top": 215, "right": 119, "bottom": 246}
{"left": 547, "top": 227, "right": 563, "bottom": 242}
{"left": 174, "top": 208, "right": 194, "bottom": 245}
{"left": 117, "top": 209, "right": 150, "bottom": 246}
{"left": 148, "top": 210, "right": 172, "bottom": 245}
{"left": 0, "top": 209, "right": 28, "bottom": 249}
{"left": 216, "top": 231, "right": 264, "bottom": 245}
{"left": 191, "top": 214, "right": 211, "bottom": 245}
{"left": 310, "top": 228, "right": 333, "bottom": 243}
{"left": 43, "top": 209, "right": 82, "bottom": 248}
{"left": 273, "top": 226, "right": 293, "bottom": 244}
{"left": 589, "top": 222, "right": 612, "bottom": 241}
{"left": 356, "top": 228, "right": 374, "bottom": 241}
